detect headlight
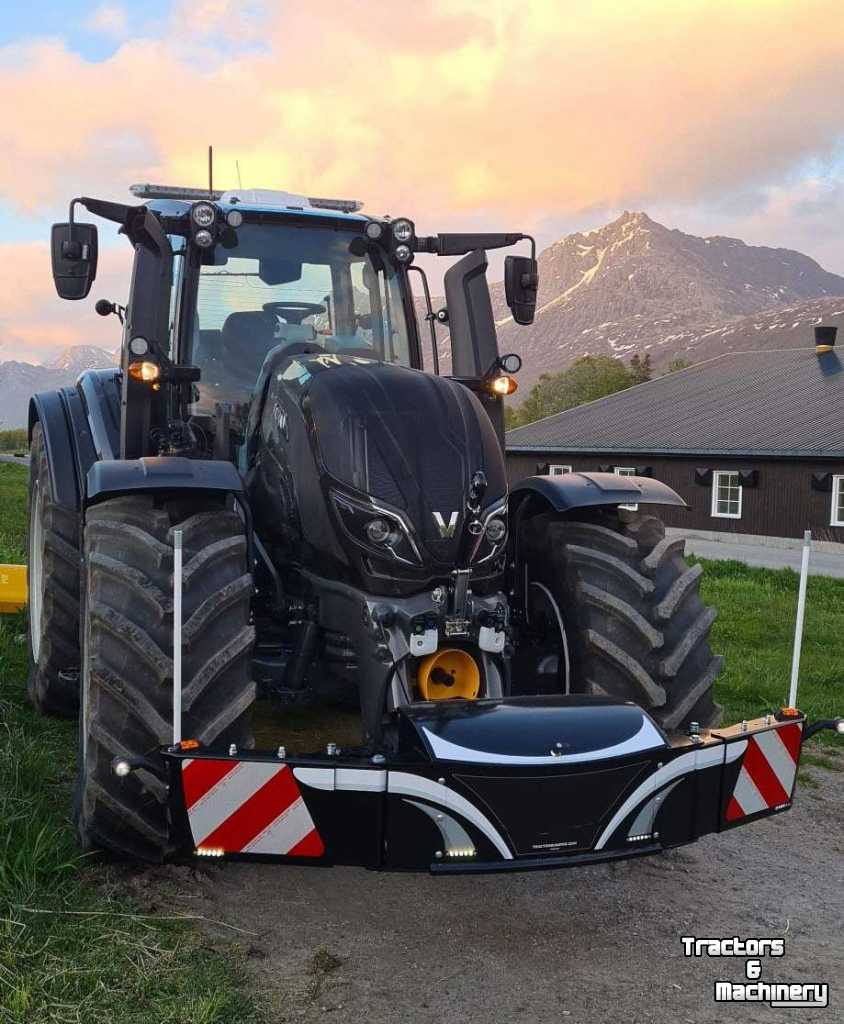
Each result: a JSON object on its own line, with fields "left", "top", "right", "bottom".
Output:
{"left": 366, "top": 518, "right": 393, "bottom": 544}
{"left": 485, "top": 517, "right": 507, "bottom": 543}
{"left": 392, "top": 218, "right": 414, "bottom": 242}
{"left": 194, "top": 228, "right": 214, "bottom": 248}
{"left": 331, "top": 490, "right": 421, "bottom": 566}
{"left": 192, "top": 202, "right": 216, "bottom": 227}
{"left": 394, "top": 244, "right": 413, "bottom": 263}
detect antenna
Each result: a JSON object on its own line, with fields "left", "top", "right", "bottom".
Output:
{"left": 236, "top": 160, "right": 243, "bottom": 189}
{"left": 208, "top": 145, "right": 213, "bottom": 197}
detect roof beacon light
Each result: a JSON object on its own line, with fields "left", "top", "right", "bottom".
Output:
{"left": 130, "top": 183, "right": 224, "bottom": 201}
{"left": 308, "top": 196, "right": 364, "bottom": 213}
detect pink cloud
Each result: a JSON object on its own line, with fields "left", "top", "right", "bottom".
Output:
{"left": 2, "top": 1, "right": 844, "bottom": 362}
{"left": 0, "top": 241, "right": 129, "bottom": 363}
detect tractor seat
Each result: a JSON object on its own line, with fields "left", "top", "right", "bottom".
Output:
{"left": 220, "top": 311, "right": 278, "bottom": 385}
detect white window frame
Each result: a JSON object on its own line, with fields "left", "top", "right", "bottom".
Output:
{"left": 549, "top": 465, "right": 572, "bottom": 476}
{"left": 711, "top": 470, "right": 743, "bottom": 520}
{"left": 831, "top": 475, "right": 844, "bottom": 527}
{"left": 614, "top": 466, "right": 638, "bottom": 511}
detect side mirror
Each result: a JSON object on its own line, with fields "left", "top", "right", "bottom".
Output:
{"left": 51, "top": 222, "right": 98, "bottom": 300}
{"left": 504, "top": 255, "right": 538, "bottom": 325}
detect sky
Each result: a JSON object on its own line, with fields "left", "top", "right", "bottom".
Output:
{"left": 3, "top": 0, "right": 844, "bottom": 364}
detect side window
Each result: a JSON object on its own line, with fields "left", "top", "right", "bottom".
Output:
{"left": 831, "top": 475, "right": 844, "bottom": 527}
{"left": 711, "top": 470, "right": 742, "bottom": 519}
{"left": 549, "top": 465, "right": 572, "bottom": 475}
{"left": 614, "top": 466, "right": 638, "bottom": 511}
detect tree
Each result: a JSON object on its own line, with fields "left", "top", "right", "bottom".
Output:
{"left": 629, "top": 352, "right": 652, "bottom": 385}
{"left": 508, "top": 355, "right": 633, "bottom": 429}
{"left": 665, "top": 357, "right": 692, "bottom": 374}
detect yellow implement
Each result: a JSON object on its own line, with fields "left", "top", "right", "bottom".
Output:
{"left": 0, "top": 564, "right": 27, "bottom": 613}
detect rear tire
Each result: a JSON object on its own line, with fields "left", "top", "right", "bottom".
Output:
{"left": 76, "top": 494, "right": 256, "bottom": 860}
{"left": 523, "top": 508, "right": 722, "bottom": 731}
{"left": 26, "top": 422, "right": 81, "bottom": 717}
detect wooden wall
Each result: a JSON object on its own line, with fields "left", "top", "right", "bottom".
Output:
{"left": 505, "top": 451, "right": 844, "bottom": 543}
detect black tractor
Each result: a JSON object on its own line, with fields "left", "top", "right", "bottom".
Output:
{"left": 29, "top": 184, "right": 721, "bottom": 861}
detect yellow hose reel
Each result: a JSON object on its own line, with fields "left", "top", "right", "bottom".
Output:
{"left": 416, "top": 648, "right": 481, "bottom": 701}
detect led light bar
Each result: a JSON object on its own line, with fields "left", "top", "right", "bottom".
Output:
{"left": 130, "top": 183, "right": 224, "bottom": 200}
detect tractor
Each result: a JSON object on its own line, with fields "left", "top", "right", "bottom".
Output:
{"left": 27, "top": 183, "right": 834, "bottom": 870}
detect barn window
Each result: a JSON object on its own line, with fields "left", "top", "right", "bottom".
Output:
{"left": 831, "top": 476, "right": 844, "bottom": 527}
{"left": 711, "top": 471, "right": 742, "bottom": 519}
{"left": 549, "top": 465, "right": 572, "bottom": 475}
{"left": 614, "top": 466, "right": 638, "bottom": 511}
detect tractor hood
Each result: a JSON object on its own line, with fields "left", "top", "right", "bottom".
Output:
{"left": 270, "top": 352, "right": 508, "bottom": 572}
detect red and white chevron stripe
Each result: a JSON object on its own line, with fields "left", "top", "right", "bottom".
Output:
{"left": 725, "top": 723, "right": 802, "bottom": 822}
{"left": 182, "top": 759, "right": 325, "bottom": 857}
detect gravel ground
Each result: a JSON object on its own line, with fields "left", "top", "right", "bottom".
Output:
{"left": 139, "top": 751, "right": 844, "bottom": 1024}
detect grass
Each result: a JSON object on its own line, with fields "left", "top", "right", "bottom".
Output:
{"left": 693, "top": 556, "right": 844, "bottom": 746}
{"left": 0, "top": 463, "right": 261, "bottom": 1024}
{"left": 0, "top": 429, "right": 27, "bottom": 454}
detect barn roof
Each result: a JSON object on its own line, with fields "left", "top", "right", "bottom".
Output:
{"left": 505, "top": 348, "right": 844, "bottom": 459}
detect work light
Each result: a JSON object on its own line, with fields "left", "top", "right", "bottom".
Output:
{"left": 194, "top": 229, "right": 214, "bottom": 248}
{"left": 191, "top": 202, "right": 216, "bottom": 227}
{"left": 392, "top": 218, "right": 414, "bottom": 242}
{"left": 365, "top": 221, "right": 384, "bottom": 240}
{"left": 394, "top": 244, "right": 413, "bottom": 263}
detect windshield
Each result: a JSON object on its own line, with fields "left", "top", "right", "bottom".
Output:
{"left": 189, "top": 221, "right": 412, "bottom": 414}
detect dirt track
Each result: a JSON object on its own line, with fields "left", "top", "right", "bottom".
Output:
{"left": 137, "top": 756, "right": 843, "bottom": 1024}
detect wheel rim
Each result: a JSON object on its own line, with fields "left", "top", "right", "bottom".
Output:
{"left": 29, "top": 480, "right": 44, "bottom": 661}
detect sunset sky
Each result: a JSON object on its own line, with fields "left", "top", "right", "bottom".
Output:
{"left": 3, "top": 0, "right": 844, "bottom": 363}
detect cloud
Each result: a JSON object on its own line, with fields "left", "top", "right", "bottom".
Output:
{"left": 86, "top": 3, "right": 128, "bottom": 39}
{"left": 1, "top": 0, "right": 842, "bottom": 224}
{"left": 2, "top": 1, "right": 844, "bottom": 361}
{"left": 0, "top": 241, "right": 130, "bottom": 363}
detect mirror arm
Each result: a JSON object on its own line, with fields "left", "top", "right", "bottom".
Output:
{"left": 408, "top": 265, "right": 439, "bottom": 375}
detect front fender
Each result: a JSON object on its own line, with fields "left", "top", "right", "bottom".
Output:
{"left": 509, "top": 472, "right": 686, "bottom": 513}
{"left": 87, "top": 457, "right": 244, "bottom": 503}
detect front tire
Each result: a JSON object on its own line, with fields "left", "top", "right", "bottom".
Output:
{"left": 523, "top": 508, "right": 722, "bottom": 731}
{"left": 76, "top": 494, "right": 256, "bottom": 860}
{"left": 26, "top": 422, "right": 81, "bottom": 717}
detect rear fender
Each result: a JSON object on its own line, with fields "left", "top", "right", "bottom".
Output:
{"left": 509, "top": 471, "right": 686, "bottom": 514}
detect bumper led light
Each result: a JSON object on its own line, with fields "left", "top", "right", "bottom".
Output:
{"left": 195, "top": 846, "right": 225, "bottom": 858}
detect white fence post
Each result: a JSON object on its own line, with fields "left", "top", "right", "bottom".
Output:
{"left": 172, "top": 528, "right": 183, "bottom": 745}
{"left": 787, "top": 529, "right": 812, "bottom": 710}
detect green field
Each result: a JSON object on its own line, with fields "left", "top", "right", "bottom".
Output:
{"left": 1, "top": 460, "right": 842, "bottom": 1020}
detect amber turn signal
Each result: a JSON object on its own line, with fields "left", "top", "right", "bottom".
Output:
{"left": 490, "top": 375, "right": 518, "bottom": 396}
{"left": 128, "top": 360, "right": 161, "bottom": 382}
{"left": 177, "top": 739, "right": 201, "bottom": 751}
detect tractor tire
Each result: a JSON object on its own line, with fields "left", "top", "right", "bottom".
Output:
{"left": 523, "top": 508, "right": 722, "bottom": 731}
{"left": 26, "top": 422, "right": 81, "bottom": 717}
{"left": 76, "top": 494, "right": 256, "bottom": 860}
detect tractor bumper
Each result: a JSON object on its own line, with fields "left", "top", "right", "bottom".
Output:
{"left": 153, "top": 696, "right": 820, "bottom": 872}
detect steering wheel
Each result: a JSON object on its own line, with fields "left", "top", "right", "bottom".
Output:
{"left": 262, "top": 301, "right": 327, "bottom": 325}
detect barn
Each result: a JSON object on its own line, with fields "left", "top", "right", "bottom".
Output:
{"left": 505, "top": 331, "right": 844, "bottom": 544}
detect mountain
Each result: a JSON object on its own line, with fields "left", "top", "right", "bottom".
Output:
{"left": 433, "top": 212, "right": 844, "bottom": 392}
{"left": 0, "top": 346, "right": 115, "bottom": 428}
